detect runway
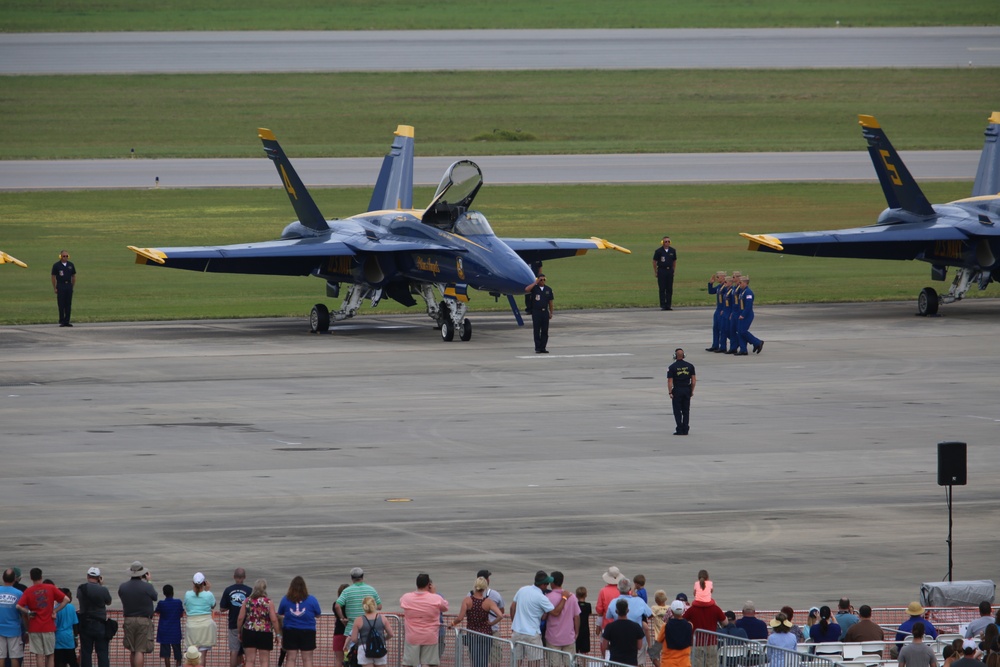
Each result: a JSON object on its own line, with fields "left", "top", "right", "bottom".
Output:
{"left": 2, "top": 302, "right": 998, "bottom": 609}
{"left": 2, "top": 28, "right": 999, "bottom": 74}
{"left": 0, "top": 150, "right": 980, "bottom": 190}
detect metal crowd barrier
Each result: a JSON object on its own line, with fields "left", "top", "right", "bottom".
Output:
{"left": 453, "top": 628, "right": 633, "bottom": 667}
{"left": 694, "top": 629, "right": 843, "bottom": 667}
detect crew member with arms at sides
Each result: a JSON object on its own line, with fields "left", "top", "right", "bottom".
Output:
{"left": 525, "top": 274, "right": 554, "bottom": 354}
{"left": 706, "top": 272, "right": 727, "bottom": 351}
{"left": 51, "top": 250, "right": 77, "bottom": 327}
{"left": 653, "top": 237, "right": 677, "bottom": 310}
{"left": 667, "top": 349, "right": 696, "bottom": 436}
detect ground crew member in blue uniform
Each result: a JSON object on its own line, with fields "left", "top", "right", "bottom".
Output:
{"left": 718, "top": 276, "right": 737, "bottom": 353}
{"left": 525, "top": 273, "right": 554, "bottom": 353}
{"left": 51, "top": 249, "right": 77, "bottom": 327}
{"left": 652, "top": 236, "right": 677, "bottom": 310}
{"left": 727, "top": 271, "right": 743, "bottom": 354}
{"left": 667, "top": 348, "right": 696, "bottom": 435}
{"left": 706, "top": 271, "right": 726, "bottom": 351}
{"left": 736, "top": 275, "right": 764, "bottom": 355}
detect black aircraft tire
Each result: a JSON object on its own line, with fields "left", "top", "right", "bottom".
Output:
{"left": 918, "top": 287, "right": 939, "bottom": 316}
{"left": 441, "top": 319, "right": 455, "bottom": 342}
{"left": 310, "top": 303, "right": 330, "bottom": 333}
{"left": 460, "top": 319, "right": 473, "bottom": 341}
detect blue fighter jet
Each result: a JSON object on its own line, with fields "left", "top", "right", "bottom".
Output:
{"left": 129, "top": 125, "right": 630, "bottom": 339}
{"left": 740, "top": 112, "right": 1000, "bottom": 316}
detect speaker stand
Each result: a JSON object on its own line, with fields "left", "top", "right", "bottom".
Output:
{"left": 946, "top": 484, "right": 954, "bottom": 582}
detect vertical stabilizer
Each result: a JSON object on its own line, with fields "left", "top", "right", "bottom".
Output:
{"left": 972, "top": 112, "right": 1000, "bottom": 197}
{"left": 367, "top": 125, "right": 415, "bottom": 212}
{"left": 858, "top": 115, "right": 935, "bottom": 216}
{"left": 258, "top": 128, "right": 329, "bottom": 232}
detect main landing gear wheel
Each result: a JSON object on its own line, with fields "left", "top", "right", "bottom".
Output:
{"left": 441, "top": 319, "right": 455, "bottom": 341}
{"left": 310, "top": 303, "right": 330, "bottom": 333}
{"left": 460, "top": 319, "right": 472, "bottom": 341}
{"left": 917, "top": 287, "right": 939, "bottom": 316}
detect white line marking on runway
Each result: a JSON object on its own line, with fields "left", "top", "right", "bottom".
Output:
{"left": 963, "top": 415, "right": 1000, "bottom": 422}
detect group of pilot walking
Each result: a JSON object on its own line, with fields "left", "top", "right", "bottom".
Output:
{"left": 706, "top": 270, "right": 764, "bottom": 356}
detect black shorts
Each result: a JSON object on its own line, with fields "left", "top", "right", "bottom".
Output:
{"left": 241, "top": 630, "right": 274, "bottom": 651}
{"left": 282, "top": 628, "right": 316, "bottom": 652}
{"left": 159, "top": 644, "right": 182, "bottom": 660}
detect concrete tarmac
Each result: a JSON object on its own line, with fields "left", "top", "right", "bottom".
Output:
{"left": 2, "top": 302, "right": 998, "bottom": 610}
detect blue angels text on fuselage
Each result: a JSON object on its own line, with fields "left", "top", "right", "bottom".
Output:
{"left": 128, "top": 125, "right": 630, "bottom": 339}
{"left": 741, "top": 112, "right": 1000, "bottom": 316}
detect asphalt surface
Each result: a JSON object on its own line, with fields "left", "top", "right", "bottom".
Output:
{"left": 0, "top": 151, "right": 981, "bottom": 191}
{"left": 2, "top": 303, "right": 998, "bottom": 610}
{"left": 2, "top": 28, "right": 999, "bottom": 74}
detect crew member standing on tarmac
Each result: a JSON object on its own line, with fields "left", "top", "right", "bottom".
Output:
{"left": 727, "top": 271, "right": 743, "bottom": 355}
{"left": 653, "top": 237, "right": 677, "bottom": 310}
{"left": 706, "top": 272, "right": 726, "bottom": 351}
{"left": 525, "top": 274, "right": 554, "bottom": 354}
{"left": 718, "top": 276, "right": 736, "bottom": 354}
{"left": 51, "top": 250, "right": 77, "bottom": 327}
{"left": 667, "top": 349, "right": 696, "bottom": 436}
{"left": 736, "top": 276, "right": 764, "bottom": 355}
{"left": 524, "top": 260, "right": 543, "bottom": 314}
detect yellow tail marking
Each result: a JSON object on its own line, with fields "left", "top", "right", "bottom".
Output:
{"left": 0, "top": 250, "right": 28, "bottom": 268}
{"left": 395, "top": 125, "right": 415, "bottom": 138}
{"left": 858, "top": 114, "right": 880, "bottom": 129}
{"left": 279, "top": 165, "right": 297, "bottom": 199}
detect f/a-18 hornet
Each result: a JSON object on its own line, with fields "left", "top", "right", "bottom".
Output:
{"left": 129, "top": 126, "right": 629, "bottom": 339}
{"left": 741, "top": 112, "right": 1000, "bottom": 316}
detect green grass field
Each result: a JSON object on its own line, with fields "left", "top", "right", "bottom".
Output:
{"left": 1, "top": 0, "right": 997, "bottom": 31}
{"left": 0, "top": 181, "right": 980, "bottom": 325}
{"left": 4, "top": 70, "right": 998, "bottom": 159}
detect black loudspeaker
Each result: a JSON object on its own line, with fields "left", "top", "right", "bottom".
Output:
{"left": 937, "top": 441, "right": 967, "bottom": 486}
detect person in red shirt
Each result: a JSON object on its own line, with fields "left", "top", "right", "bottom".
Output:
{"left": 683, "top": 597, "right": 726, "bottom": 667}
{"left": 596, "top": 567, "right": 626, "bottom": 632}
{"left": 16, "top": 569, "right": 68, "bottom": 667}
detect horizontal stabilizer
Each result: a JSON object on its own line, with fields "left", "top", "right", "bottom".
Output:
{"left": 972, "top": 111, "right": 1000, "bottom": 197}
{"left": 258, "top": 128, "right": 330, "bottom": 232}
{"left": 739, "top": 233, "right": 784, "bottom": 252}
{"left": 0, "top": 250, "right": 28, "bottom": 268}
{"left": 859, "top": 115, "right": 934, "bottom": 216}
{"left": 368, "top": 125, "right": 415, "bottom": 212}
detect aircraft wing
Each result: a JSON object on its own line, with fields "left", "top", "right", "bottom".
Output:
{"left": 501, "top": 236, "right": 631, "bottom": 263}
{"left": 740, "top": 221, "right": 973, "bottom": 261}
{"left": 128, "top": 235, "right": 461, "bottom": 275}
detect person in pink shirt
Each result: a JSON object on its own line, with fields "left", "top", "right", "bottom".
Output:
{"left": 399, "top": 574, "right": 449, "bottom": 667}
{"left": 544, "top": 572, "right": 580, "bottom": 667}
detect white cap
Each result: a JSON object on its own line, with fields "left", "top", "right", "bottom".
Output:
{"left": 670, "top": 600, "right": 686, "bottom": 614}
{"left": 87, "top": 567, "right": 101, "bottom": 577}
{"left": 193, "top": 572, "right": 206, "bottom": 584}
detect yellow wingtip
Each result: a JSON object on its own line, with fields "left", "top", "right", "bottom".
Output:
{"left": 257, "top": 128, "right": 276, "bottom": 141}
{"left": 590, "top": 237, "right": 632, "bottom": 254}
{"left": 128, "top": 245, "right": 167, "bottom": 265}
{"left": 395, "top": 125, "right": 415, "bottom": 138}
{"left": 0, "top": 251, "right": 28, "bottom": 268}
{"left": 858, "top": 114, "right": 880, "bottom": 129}
{"left": 740, "top": 233, "right": 784, "bottom": 252}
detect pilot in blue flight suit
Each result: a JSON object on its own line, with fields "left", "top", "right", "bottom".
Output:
{"left": 718, "top": 276, "right": 736, "bottom": 353}
{"left": 727, "top": 273, "right": 743, "bottom": 355}
{"left": 706, "top": 272, "right": 727, "bottom": 351}
{"left": 736, "top": 275, "right": 764, "bottom": 355}
{"left": 525, "top": 273, "right": 554, "bottom": 353}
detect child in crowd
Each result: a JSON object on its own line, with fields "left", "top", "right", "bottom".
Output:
{"left": 694, "top": 569, "right": 713, "bottom": 603}
{"left": 156, "top": 584, "right": 185, "bottom": 667}
{"left": 54, "top": 587, "right": 79, "bottom": 667}
{"left": 633, "top": 575, "right": 648, "bottom": 603}
{"left": 575, "top": 587, "right": 592, "bottom": 655}
{"left": 647, "top": 590, "right": 670, "bottom": 666}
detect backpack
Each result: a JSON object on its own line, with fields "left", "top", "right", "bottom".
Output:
{"left": 364, "top": 616, "right": 388, "bottom": 659}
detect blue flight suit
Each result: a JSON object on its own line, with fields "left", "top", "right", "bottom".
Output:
{"left": 707, "top": 280, "right": 725, "bottom": 350}
{"left": 728, "top": 284, "right": 743, "bottom": 352}
{"left": 719, "top": 284, "right": 736, "bottom": 352}
{"left": 737, "top": 286, "right": 763, "bottom": 354}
